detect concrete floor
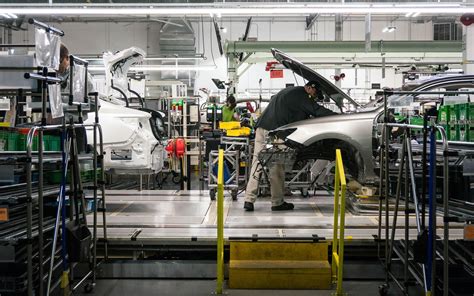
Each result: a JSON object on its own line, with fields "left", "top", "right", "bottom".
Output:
{"left": 78, "top": 279, "right": 409, "bottom": 296}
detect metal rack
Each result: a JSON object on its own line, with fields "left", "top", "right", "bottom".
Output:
{"left": 0, "top": 51, "right": 107, "bottom": 296}
{"left": 378, "top": 89, "right": 474, "bottom": 296}
{"left": 166, "top": 97, "right": 201, "bottom": 191}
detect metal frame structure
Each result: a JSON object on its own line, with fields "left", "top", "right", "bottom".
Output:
{"left": 164, "top": 97, "right": 201, "bottom": 191}
{"left": 0, "top": 25, "right": 108, "bottom": 293}
{"left": 22, "top": 67, "right": 108, "bottom": 295}
{"left": 220, "top": 136, "right": 251, "bottom": 187}
{"left": 225, "top": 40, "right": 463, "bottom": 91}
{"left": 256, "top": 145, "right": 319, "bottom": 197}
{"left": 378, "top": 89, "right": 474, "bottom": 296}
{"left": 208, "top": 149, "right": 239, "bottom": 201}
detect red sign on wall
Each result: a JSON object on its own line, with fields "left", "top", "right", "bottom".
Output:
{"left": 270, "top": 70, "right": 283, "bottom": 79}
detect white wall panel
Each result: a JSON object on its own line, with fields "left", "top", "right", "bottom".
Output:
{"left": 343, "top": 20, "right": 364, "bottom": 41}
{"left": 11, "top": 22, "right": 161, "bottom": 55}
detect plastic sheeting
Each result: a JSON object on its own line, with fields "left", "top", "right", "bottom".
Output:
{"left": 35, "top": 28, "right": 61, "bottom": 70}
{"left": 72, "top": 64, "right": 86, "bottom": 103}
{"left": 48, "top": 84, "right": 63, "bottom": 118}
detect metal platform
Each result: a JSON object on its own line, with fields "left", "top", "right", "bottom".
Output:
{"left": 88, "top": 189, "right": 466, "bottom": 244}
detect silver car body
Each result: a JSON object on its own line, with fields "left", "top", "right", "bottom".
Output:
{"left": 271, "top": 49, "right": 474, "bottom": 183}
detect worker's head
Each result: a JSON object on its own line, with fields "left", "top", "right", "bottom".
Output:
{"left": 59, "top": 43, "right": 70, "bottom": 74}
{"left": 304, "top": 80, "right": 319, "bottom": 98}
{"left": 226, "top": 95, "right": 237, "bottom": 109}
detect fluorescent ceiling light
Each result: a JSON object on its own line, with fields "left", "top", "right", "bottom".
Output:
{"left": 405, "top": 12, "right": 414, "bottom": 17}
{"left": 85, "top": 57, "right": 205, "bottom": 61}
{"left": 0, "top": 12, "right": 17, "bottom": 18}
{"left": 383, "top": 26, "right": 396, "bottom": 33}
{"left": 0, "top": 4, "right": 469, "bottom": 16}
{"left": 89, "top": 65, "right": 216, "bottom": 72}
{"left": 145, "top": 57, "right": 205, "bottom": 61}
{"left": 412, "top": 12, "right": 421, "bottom": 17}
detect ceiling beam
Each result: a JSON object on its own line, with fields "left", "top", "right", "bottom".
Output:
{"left": 0, "top": 3, "right": 471, "bottom": 16}
{"left": 225, "top": 40, "right": 463, "bottom": 54}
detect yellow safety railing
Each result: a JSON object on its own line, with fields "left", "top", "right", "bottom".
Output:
{"left": 216, "top": 149, "right": 225, "bottom": 294}
{"left": 332, "top": 149, "right": 347, "bottom": 296}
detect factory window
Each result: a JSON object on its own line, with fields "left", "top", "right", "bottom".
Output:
{"left": 434, "top": 23, "right": 462, "bottom": 41}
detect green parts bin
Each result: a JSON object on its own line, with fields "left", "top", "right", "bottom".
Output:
{"left": 437, "top": 103, "right": 474, "bottom": 142}
{"left": 438, "top": 105, "right": 450, "bottom": 124}
{"left": 0, "top": 127, "right": 61, "bottom": 152}
{"left": 457, "top": 102, "right": 474, "bottom": 124}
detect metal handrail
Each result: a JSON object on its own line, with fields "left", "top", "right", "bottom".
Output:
{"left": 216, "top": 149, "right": 225, "bottom": 294}
{"left": 332, "top": 149, "right": 347, "bottom": 296}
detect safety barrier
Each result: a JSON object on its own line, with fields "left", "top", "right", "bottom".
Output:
{"left": 216, "top": 149, "right": 225, "bottom": 294}
{"left": 332, "top": 149, "right": 347, "bottom": 295}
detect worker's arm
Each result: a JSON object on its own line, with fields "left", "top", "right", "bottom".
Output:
{"left": 313, "top": 102, "right": 337, "bottom": 117}
{"left": 303, "top": 100, "right": 337, "bottom": 117}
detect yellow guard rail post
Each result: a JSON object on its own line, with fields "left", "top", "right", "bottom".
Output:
{"left": 332, "top": 149, "right": 347, "bottom": 295}
{"left": 216, "top": 149, "right": 225, "bottom": 294}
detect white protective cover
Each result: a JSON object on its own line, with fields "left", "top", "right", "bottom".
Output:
{"left": 86, "top": 47, "right": 163, "bottom": 172}
{"left": 85, "top": 99, "right": 162, "bottom": 171}
{"left": 103, "top": 47, "right": 146, "bottom": 100}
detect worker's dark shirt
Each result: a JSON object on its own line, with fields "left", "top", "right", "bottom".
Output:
{"left": 256, "top": 86, "right": 336, "bottom": 130}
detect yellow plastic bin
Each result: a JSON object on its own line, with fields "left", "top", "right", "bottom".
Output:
{"left": 227, "top": 127, "right": 251, "bottom": 137}
{"left": 219, "top": 121, "right": 241, "bottom": 130}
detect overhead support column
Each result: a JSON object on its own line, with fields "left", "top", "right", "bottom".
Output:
{"left": 335, "top": 14, "right": 343, "bottom": 88}
{"left": 227, "top": 54, "right": 239, "bottom": 94}
{"left": 463, "top": 24, "right": 474, "bottom": 74}
{"left": 365, "top": 14, "right": 371, "bottom": 52}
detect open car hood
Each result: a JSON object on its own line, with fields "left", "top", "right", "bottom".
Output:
{"left": 271, "top": 48, "right": 360, "bottom": 109}
{"left": 103, "top": 47, "right": 146, "bottom": 98}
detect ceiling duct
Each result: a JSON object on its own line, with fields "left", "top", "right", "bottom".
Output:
{"left": 158, "top": 18, "right": 197, "bottom": 95}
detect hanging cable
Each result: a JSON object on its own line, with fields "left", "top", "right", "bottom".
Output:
{"left": 209, "top": 18, "right": 217, "bottom": 67}
{"left": 201, "top": 16, "right": 206, "bottom": 57}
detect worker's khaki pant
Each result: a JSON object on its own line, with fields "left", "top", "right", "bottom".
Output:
{"left": 245, "top": 128, "right": 285, "bottom": 206}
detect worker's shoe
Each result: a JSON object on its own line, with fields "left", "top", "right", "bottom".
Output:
{"left": 271, "top": 201, "right": 294, "bottom": 211}
{"left": 244, "top": 202, "right": 254, "bottom": 211}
